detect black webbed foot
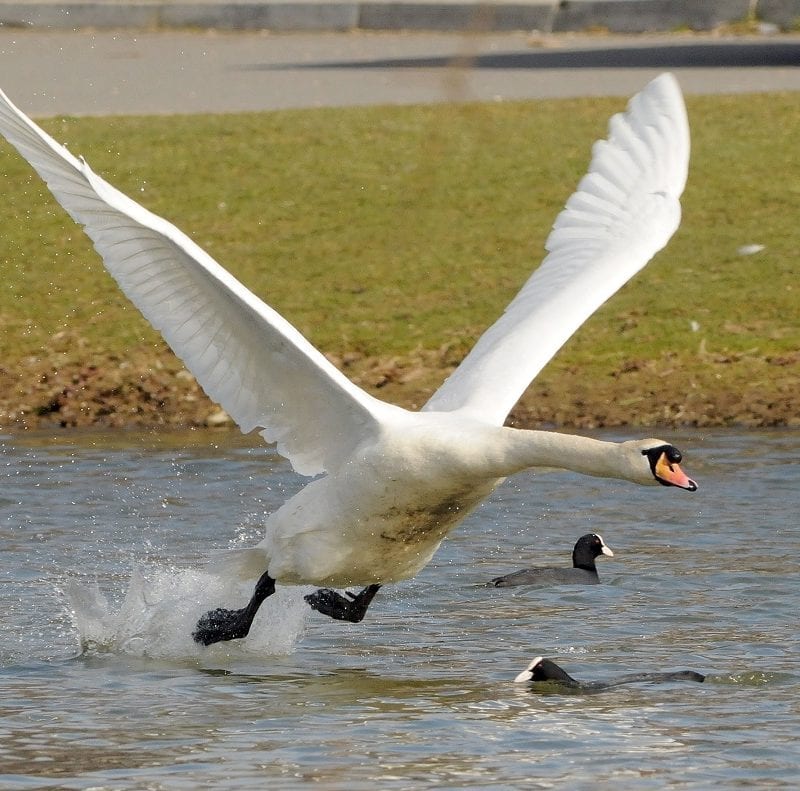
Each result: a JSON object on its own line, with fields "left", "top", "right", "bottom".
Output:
{"left": 193, "top": 606, "right": 254, "bottom": 645}
{"left": 304, "top": 584, "right": 381, "bottom": 623}
{"left": 193, "top": 571, "right": 276, "bottom": 646}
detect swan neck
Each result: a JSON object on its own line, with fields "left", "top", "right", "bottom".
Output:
{"left": 499, "top": 429, "right": 628, "bottom": 480}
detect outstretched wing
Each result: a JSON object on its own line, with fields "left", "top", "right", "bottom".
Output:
{"left": 423, "top": 73, "right": 690, "bottom": 424}
{"left": 0, "top": 88, "right": 396, "bottom": 477}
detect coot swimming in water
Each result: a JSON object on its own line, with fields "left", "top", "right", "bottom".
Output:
{"left": 514, "top": 656, "right": 705, "bottom": 693}
{"left": 491, "top": 533, "right": 614, "bottom": 587}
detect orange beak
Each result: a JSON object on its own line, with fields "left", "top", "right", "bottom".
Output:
{"left": 655, "top": 452, "right": 698, "bottom": 491}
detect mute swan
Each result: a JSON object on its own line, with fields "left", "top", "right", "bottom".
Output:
{"left": 490, "top": 532, "right": 614, "bottom": 587}
{"left": 0, "top": 73, "right": 696, "bottom": 646}
{"left": 514, "top": 657, "right": 706, "bottom": 691}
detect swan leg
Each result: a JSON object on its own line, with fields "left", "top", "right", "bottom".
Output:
{"left": 193, "top": 571, "right": 276, "bottom": 645}
{"left": 304, "top": 584, "right": 381, "bottom": 623}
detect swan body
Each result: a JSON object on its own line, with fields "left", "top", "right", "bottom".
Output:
{"left": 0, "top": 74, "right": 697, "bottom": 640}
{"left": 254, "top": 424, "right": 667, "bottom": 587}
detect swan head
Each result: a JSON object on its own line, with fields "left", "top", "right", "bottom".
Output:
{"left": 632, "top": 440, "right": 698, "bottom": 491}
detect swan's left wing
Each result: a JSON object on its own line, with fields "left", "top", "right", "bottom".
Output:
{"left": 0, "top": 88, "right": 395, "bottom": 477}
{"left": 424, "top": 73, "right": 689, "bottom": 424}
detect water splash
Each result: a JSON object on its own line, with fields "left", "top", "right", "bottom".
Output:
{"left": 60, "top": 563, "right": 310, "bottom": 659}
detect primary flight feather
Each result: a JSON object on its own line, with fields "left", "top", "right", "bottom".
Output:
{"left": 424, "top": 77, "right": 689, "bottom": 421}
{"left": 0, "top": 74, "right": 696, "bottom": 644}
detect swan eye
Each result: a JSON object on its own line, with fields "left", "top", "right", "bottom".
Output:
{"left": 665, "top": 446, "right": 682, "bottom": 464}
{"left": 642, "top": 444, "right": 682, "bottom": 468}
{"left": 642, "top": 444, "right": 697, "bottom": 491}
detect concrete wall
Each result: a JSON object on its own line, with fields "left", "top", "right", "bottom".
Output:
{"left": 0, "top": 0, "right": 798, "bottom": 33}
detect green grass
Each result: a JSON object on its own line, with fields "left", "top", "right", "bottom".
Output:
{"left": 1, "top": 92, "right": 798, "bottom": 423}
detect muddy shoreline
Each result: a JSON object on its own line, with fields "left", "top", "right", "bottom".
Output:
{"left": 2, "top": 345, "right": 798, "bottom": 434}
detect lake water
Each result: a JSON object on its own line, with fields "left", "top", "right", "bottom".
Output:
{"left": 1, "top": 427, "right": 798, "bottom": 789}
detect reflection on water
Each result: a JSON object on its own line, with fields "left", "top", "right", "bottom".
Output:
{"left": 0, "top": 428, "right": 798, "bottom": 788}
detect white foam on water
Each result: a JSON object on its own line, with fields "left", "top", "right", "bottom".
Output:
{"left": 60, "top": 563, "right": 311, "bottom": 659}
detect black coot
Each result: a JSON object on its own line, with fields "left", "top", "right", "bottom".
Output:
{"left": 514, "top": 656, "right": 705, "bottom": 692}
{"left": 491, "top": 533, "right": 614, "bottom": 587}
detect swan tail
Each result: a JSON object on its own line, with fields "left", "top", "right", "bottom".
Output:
{"left": 202, "top": 547, "right": 270, "bottom": 582}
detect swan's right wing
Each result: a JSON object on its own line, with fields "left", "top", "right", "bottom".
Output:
{"left": 424, "top": 74, "right": 690, "bottom": 424}
{"left": 0, "top": 88, "right": 395, "bottom": 477}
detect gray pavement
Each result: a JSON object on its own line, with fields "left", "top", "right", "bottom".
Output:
{"left": 1, "top": 0, "right": 800, "bottom": 34}
{"left": 0, "top": 29, "right": 798, "bottom": 116}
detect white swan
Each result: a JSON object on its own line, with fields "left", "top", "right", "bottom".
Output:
{"left": 0, "top": 74, "right": 696, "bottom": 644}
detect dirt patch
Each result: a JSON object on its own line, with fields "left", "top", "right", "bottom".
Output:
{"left": 1, "top": 344, "right": 797, "bottom": 433}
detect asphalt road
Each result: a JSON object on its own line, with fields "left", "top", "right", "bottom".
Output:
{"left": 1, "top": 29, "right": 799, "bottom": 116}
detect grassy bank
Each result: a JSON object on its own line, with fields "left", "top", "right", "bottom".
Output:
{"left": 1, "top": 92, "right": 798, "bottom": 431}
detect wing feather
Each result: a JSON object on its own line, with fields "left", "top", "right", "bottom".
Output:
{"left": 0, "top": 87, "right": 395, "bottom": 476}
{"left": 424, "top": 73, "right": 690, "bottom": 423}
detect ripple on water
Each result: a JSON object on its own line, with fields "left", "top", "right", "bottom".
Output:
{"left": 0, "top": 428, "right": 798, "bottom": 788}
